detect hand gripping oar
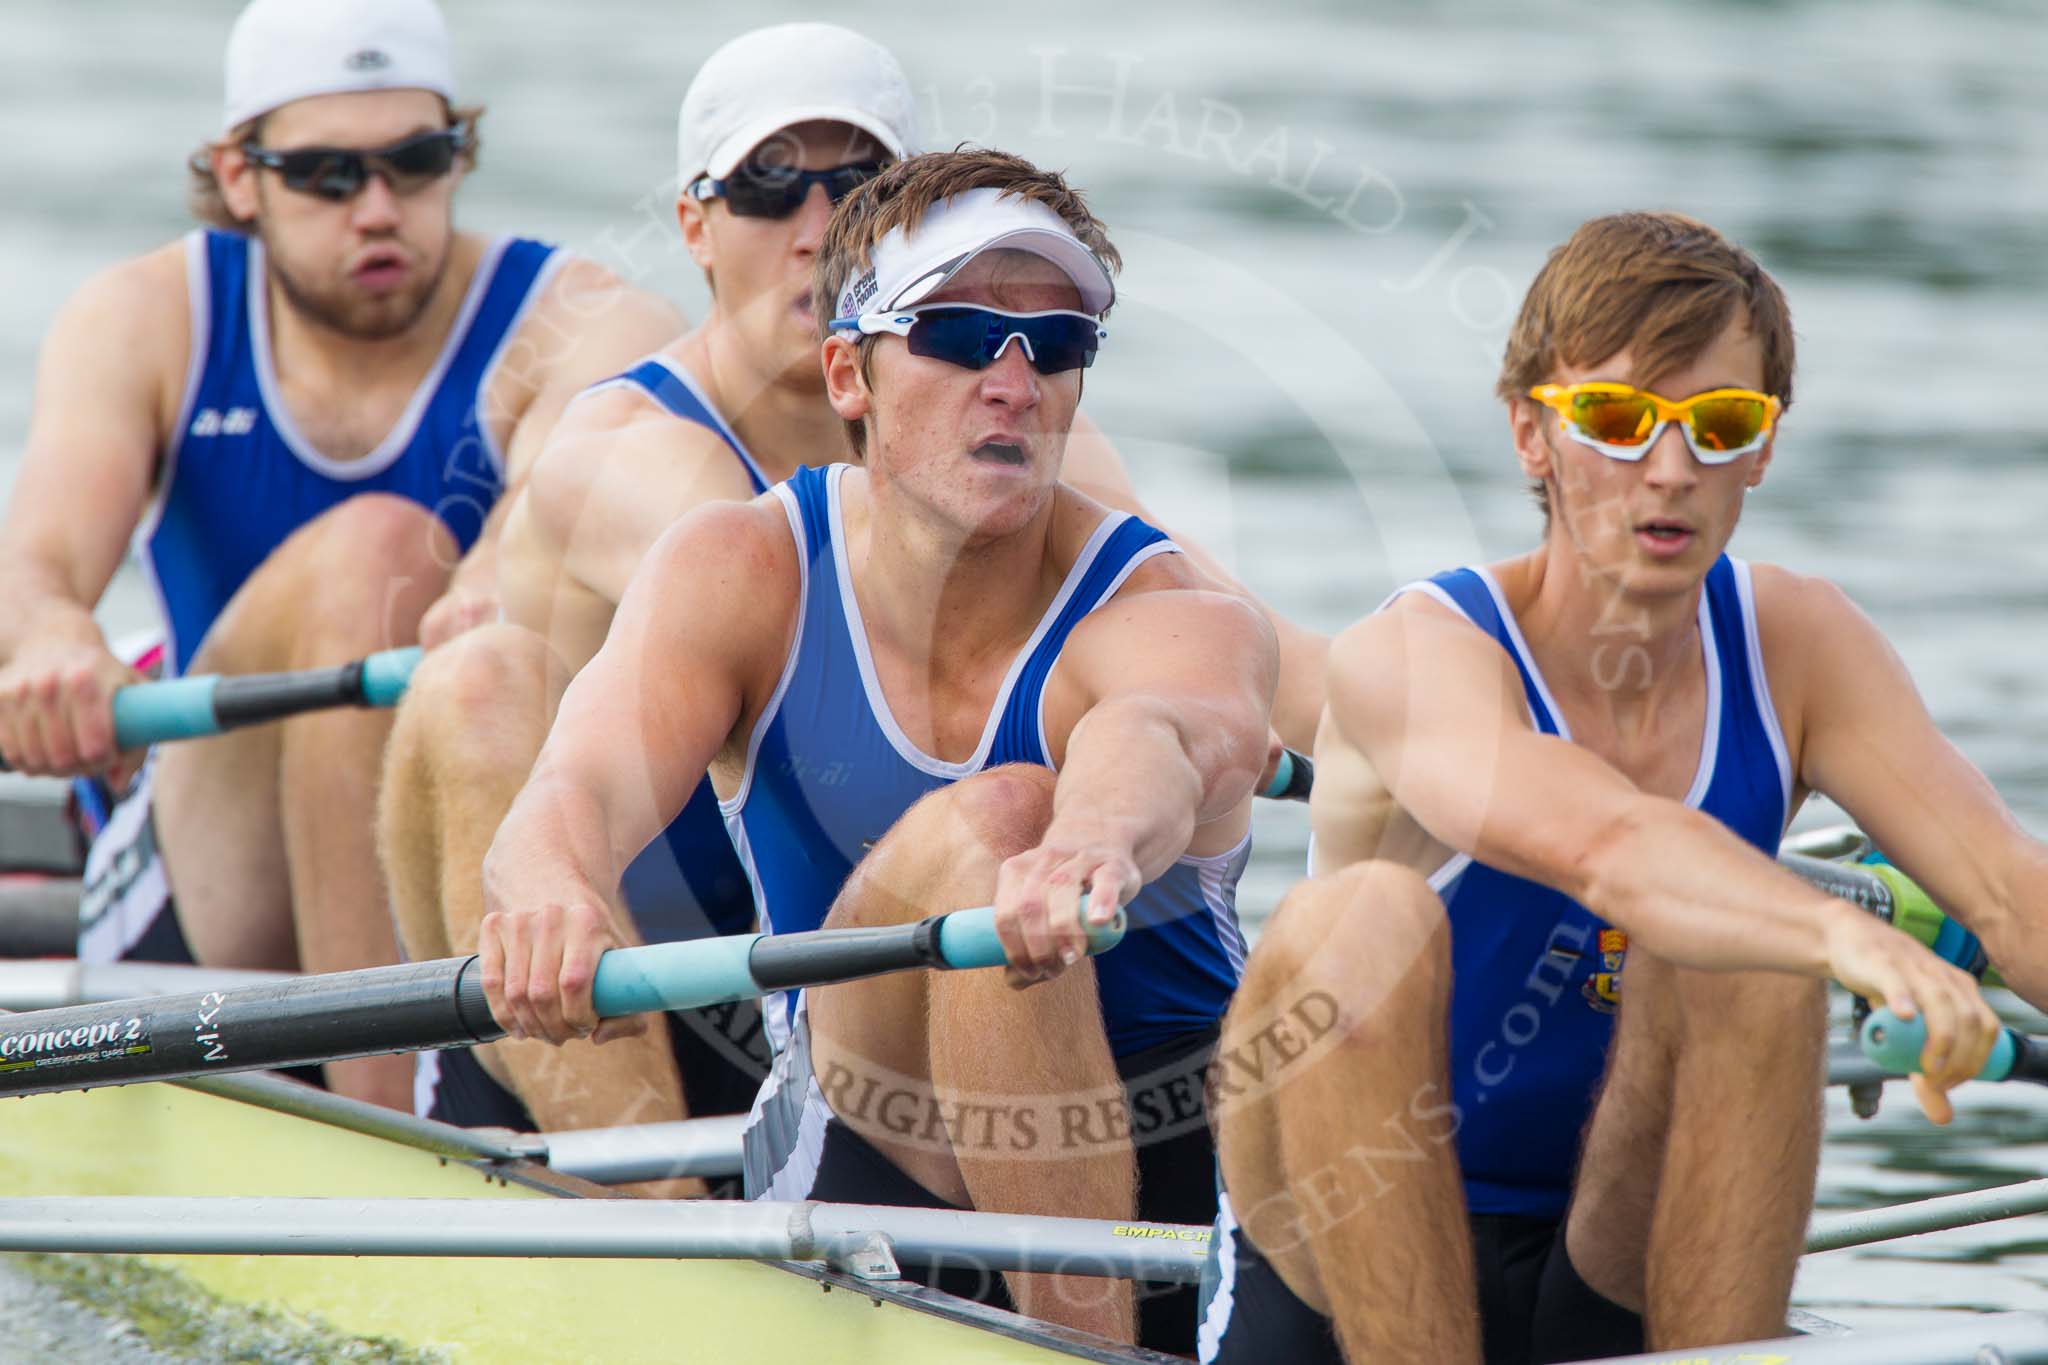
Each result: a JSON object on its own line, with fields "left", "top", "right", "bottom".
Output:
{"left": 0, "top": 646, "right": 421, "bottom": 769}
{"left": 0, "top": 907, "right": 1125, "bottom": 1099}
{"left": 1779, "top": 851, "right": 2004, "bottom": 988}
{"left": 1857, "top": 1008, "right": 2048, "bottom": 1085}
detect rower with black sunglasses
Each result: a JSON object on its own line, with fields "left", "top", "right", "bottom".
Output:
{"left": 0, "top": 0, "right": 678, "bottom": 1110}
{"left": 379, "top": 24, "right": 1319, "bottom": 1223}
{"left": 378, "top": 20, "right": 924, "bottom": 1190}
{"left": 475, "top": 148, "right": 1274, "bottom": 1352}
{"left": 1195, "top": 213, "right": 2035, "bottom": 1364}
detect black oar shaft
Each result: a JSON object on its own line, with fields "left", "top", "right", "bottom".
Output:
{"left": 0, "top": 907, "right": 1123, "bottom": 1100}
{"left": 0, "top": 957, "right": 498, "bottom": 1098}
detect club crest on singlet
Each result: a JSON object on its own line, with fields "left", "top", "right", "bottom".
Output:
{"left": 1583, "top": 927, "right": 1626, "bottom": 1013}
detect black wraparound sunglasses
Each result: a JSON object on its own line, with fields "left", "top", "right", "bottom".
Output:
{"left": 689, "top": 160, "right": 886, "bottom": 219}
{"left": 240, "top": 126, "right": 468, "bottom": 202}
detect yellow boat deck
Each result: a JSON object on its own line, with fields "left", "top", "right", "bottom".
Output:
{"left": 0, "top": 1082, "right": 1142, "bottom": 1363}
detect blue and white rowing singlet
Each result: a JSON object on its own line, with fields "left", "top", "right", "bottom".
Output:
{"left": 1396, "top": 555, "right": 1791, "bottom": 1218}
{"left": 140, "top": 229, "right": 561, "bottom": 675}
{"left": 586, "top": 355, "right": 768, "bottom": 941}
{"left": 725, "top": 463, "right": 1253, "bottom": 1055}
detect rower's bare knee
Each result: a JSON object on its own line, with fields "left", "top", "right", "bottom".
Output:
{"left": 292, "top": 494, "right": 457, "bottom": 654}
{"left": 392, "top": 624, "right": 555, "bottom": 773}
{"left": 829, "top": 764, "right": 1057, "bottom": 927}
{"left": 1673, "top": 966, "right": 1827, "bottom": 1069}
{"left": 1248, "top": 862, "right": 1449, "bottom": 1035}
{"left": 1218, "top": 863, "right": 1448, "bottom": 1159}
{"left": 204, "top": 495, "right": 458, "bottom": 675}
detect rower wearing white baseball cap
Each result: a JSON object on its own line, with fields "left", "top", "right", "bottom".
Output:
{"left": 379, "top": 24, "right": 1294, "bottom": 1218}
{"left": 379, "top": 19, "right": 923, "bottom": 1185}
{"left": 0, "top": 0, "right": 677, "bottom": 1109}
{"left": 477, "top": 147, "right": 1275, "bottom": 1351}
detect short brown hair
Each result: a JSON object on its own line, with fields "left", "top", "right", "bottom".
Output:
{"left": 813, "top": 149, "right": 1120, "bottom": 460}
{"left": 1499, "top": 212, "right": 1794, "bottom": 514}
{"left": 185, "top": 103, "right": 485, "bottom": 233}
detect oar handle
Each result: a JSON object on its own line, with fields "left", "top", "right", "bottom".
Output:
{"left": 1260, "top": 747, "right": 1314, "bottom": 802}
{"left": 582, "top": 906, "right": 1128, "bottom": 1019}
{"left": 110, "top": 646, "right": 422, "bottom": 748}
{"left": 1858, "top": 1008, "right": 2048, "bottom": 1084}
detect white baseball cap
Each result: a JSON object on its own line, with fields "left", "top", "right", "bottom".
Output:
{"left": 677, "top": 23, "right": 919, "bottom": 190}
{"left": 834, "top": 187, "right": 1116, "bottom": 322}
{"left": 222, "top": 0, "right": 456, "bottom": 134}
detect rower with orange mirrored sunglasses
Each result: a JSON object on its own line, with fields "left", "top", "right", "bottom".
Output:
{"left": 1528, "top": 382, "right": 1782, "bottom": 465}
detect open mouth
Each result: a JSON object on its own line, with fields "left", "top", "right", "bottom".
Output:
{"left": 971, "top": 441, "right": 1027, "bottom": 467}
{"left": 1635, "top": 519, "right": 1694, "bottom": 551}
{"left": 352, "top": 248, "right": 408, "bottom": 291}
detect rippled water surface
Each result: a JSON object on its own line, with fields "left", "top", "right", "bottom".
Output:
{"left": 2, "top": 0, "right": 2045, "bottom": 1345}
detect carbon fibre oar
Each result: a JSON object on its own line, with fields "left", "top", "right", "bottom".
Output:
{"left": 0, "top": 646, "right": 421, "bottom": 770}
{"left": 0, "top": 907, "right": 1124, "bottom": 1099}
{"left": 1779, "top": 850, "right": 2002, "bottom": 987}
{"left": 1857, "top": 1007, "right": 2048, "bottom": 1085}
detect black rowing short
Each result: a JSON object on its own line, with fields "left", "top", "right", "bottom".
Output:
{"left": 419, "top": 999, "right": 771, "bottom": 1198}
{"left": 1196, "top": 1193, "right": 1643, "bottom": 1364}
{"left": 744, "top": 1012, "right": 1222, "bottom": 1358}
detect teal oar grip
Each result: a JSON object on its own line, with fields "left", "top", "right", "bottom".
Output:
{"left": 1260, "top": 748, "right": 1314, "bottom": 802}
{"left": 933, "top": 905, "right": 1127, "bottom": 969}
{"left": 358, "top": 646, "right": 422, "bottom": 708}
{"left": 1859, "top": 1008, "right": 2016, "bottom": 1081}
{"left": 590, "top": 935, "right": 761, "bottom": 1017}
{"left": 111, "top": 675, "right": 219, "bottom": 746}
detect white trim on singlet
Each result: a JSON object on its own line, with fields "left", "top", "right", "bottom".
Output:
{"left": 1473, "top": 566, "right": 1576, "bottom": 743}
{"left": 1403, "top": 567, "right": 1725, "bottom": 889}
{"left": 469, "top": 244, "right": 566, "bottom": 480}
{"left": 644, "top": 353, "right": 770, "bottom": 490}
{"left": 832, "top": 473, "right": 1137, "bottom": 780}
{"left": 720, "top": 811, "right": 790, "bottom": 1055}
{"left": 720, "top": 481, "right": 813, "bottom": 818}
{"left": 1731, "top": 558, "right": 1795, "bottom": 815}
{"left": 1681, "top": 590, "right": 1723, "bottom": 809}
{"left": 1189, "top": 828, "right": 1254, "bottom": 976}
{"left": 131, "top": 232, "right": 216, "bottom": 678}
{"left": 247, "top": 234, "right": 508, "bottom": 481}
{"left": 749, "top": 1000, "right": 830, "bottom": 1201}
{"left": 572, "top": 352, "right": 772, "bottom": 495}
{"left": 1030, "top": 536, "right": 1183, "bottom": 767}
{"left": 1195, "top": 1188, "right": 1242, "bottom": 1364}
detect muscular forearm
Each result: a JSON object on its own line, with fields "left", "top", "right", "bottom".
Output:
{"left": 1047, "top": 698, "right": 1237, "bottom": 880}
{"left": 493, "top": 756, "right": 637, "bottom": 911}
{"left": 0, "top": 562, "right": 107, "bottom": 664}
{"left": 1569, "top": 800, "right": 1840, "bottom": 977}
{"left": 1974, "top": 838, "right": 2048, "bottom": 1008}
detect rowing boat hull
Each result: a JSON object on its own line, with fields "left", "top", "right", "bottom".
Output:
{"left": 0, "top": 1082, "right": 1145, "bottom": 1363}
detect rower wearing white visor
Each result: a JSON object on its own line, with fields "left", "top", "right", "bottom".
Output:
{"left": 477, "top": 150, "right": 1276, "bottom": 1351}
{"left": 379, "top": 20, "right": 920, "bottom": 1190}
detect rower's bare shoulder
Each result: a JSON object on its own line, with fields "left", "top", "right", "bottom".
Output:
{"left": 525, "top": 253, "right": 683, "bottom": 364}
{"left": 529, "top": 382, "right": 754, "bottom": 535}
{"left": 45, "top": 241, "right": 192, "bottom": 377}
{"left": 651, "top": 493, "right": 800, "bottom": 601}
{"left": 1745, "top": 560, "right": 1867, "bottom": 641}
{"left": 1745, "top": 560, "right": 1899, "bottom": 727}
{"left": 1326, "top": 593, "right": 1522, "bottom": 737}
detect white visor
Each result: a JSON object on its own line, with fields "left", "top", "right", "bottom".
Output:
{"left": 834, "top": 187, "right": 1115, "bottom": 323}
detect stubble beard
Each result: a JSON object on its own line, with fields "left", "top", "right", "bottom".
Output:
{"left": 263, "top": 227, "right": 451, "bottom": 343}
